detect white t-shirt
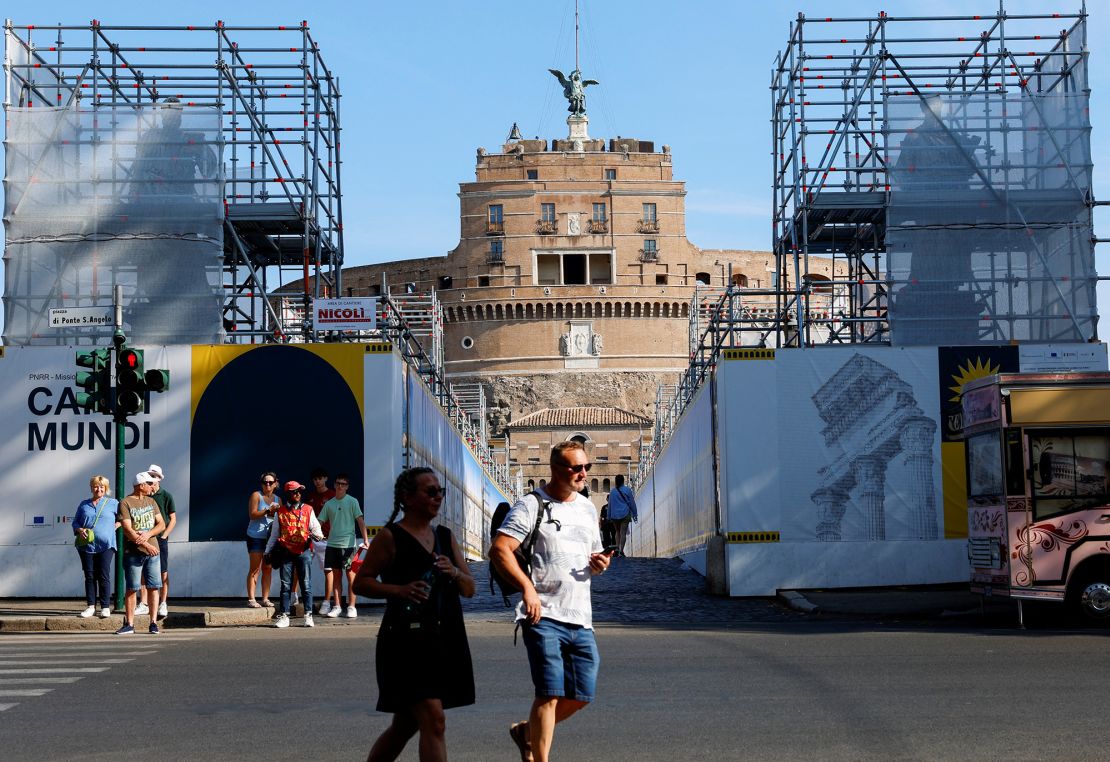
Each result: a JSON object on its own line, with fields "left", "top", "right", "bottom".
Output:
{"left": 498, "top": 488, "right": 603, "bottom": 628}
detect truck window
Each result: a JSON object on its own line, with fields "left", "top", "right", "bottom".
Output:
{"left": 967, "top": 432, "right": 1003, "bottom": 501}
{"left": 1029, "top": 429, "right": 1110, "bottom": 519}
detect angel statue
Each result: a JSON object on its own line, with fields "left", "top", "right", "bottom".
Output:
{"left": 549, "top": 68, "right": 599, "bottom": 116}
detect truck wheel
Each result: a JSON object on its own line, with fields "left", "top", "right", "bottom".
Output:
{"left": 1072, "top": 572, "right": 1110, "bottom": 622}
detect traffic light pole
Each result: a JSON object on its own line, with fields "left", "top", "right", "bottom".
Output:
{"left": 113, "top": 291, "right": 126, "bottom": 613}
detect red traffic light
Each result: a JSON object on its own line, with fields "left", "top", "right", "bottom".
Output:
{"left": 120, "top": 349, "right": 141, "bottom": 369}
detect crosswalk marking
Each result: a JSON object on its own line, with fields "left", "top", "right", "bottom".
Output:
{"left": 0, "top": 629, "right": 209, "bottom": 713}
{"left": 0, "top": 668, "right": 108, "bottom": 674}
{"left": 0, "top": 677, "right": 84, "bottom": 685}
{"left": 0, "top": 658, "right": 133, "bottom": 665}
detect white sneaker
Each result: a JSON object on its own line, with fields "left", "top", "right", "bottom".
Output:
{"left": 275, "top": 613, "right": 290, "bottom": 629}
{"left": 325, "top": 604, "right": 341, "bottom": 618}
{"left": 303, "top": 613, "right": 314, "bottom": 628}
{"left": 319, "top": 601, "right": 331, "bottom": 616}
{"left": 158, "top": 602, "right": 168, "bottom": 618}
{"left": 135, "top": 602, "right": 149, "bottom": 616}
{"left": 345, "top": 605, "right": 357, "bottom": 619}
{"left": 99, "top": 607, "right": 112, "bottom": 619}
{"left": 79, "top": 606, "right": 96, "bottom": 618}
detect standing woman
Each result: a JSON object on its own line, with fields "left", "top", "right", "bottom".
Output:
{"left": 73, "top": 475, "right": 119, "bottom": 618}
{"left": 354, "top": 467, "right": 475, "bottom": 762}
{"left": 246, "top": 471, "right": 280, "bottom": 608}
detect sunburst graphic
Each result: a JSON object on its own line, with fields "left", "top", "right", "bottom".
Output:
{"left": 948, "top": 357, "right": 1000, "bottom": 402}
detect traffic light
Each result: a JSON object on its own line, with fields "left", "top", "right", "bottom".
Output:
{"left": 145, "top": 368, "right": 170, "bottom": 393}
{"left": 115, "top": 347, "right": 145, "bottom": 416}
{"left": 75, "top": 348, "right": 112, "bottom": 414}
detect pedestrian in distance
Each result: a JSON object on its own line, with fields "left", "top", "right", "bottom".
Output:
{"left": 306, "top": 466, "right": 339, "bottom": 613}
{"left": 353, "top": 466, "right": 475, "bottom": 762}
{"left": 143, "top": 463, "right": 176, "bottom": 618}
{"left": 318, "top": 472, "right": 369, "bottom": 618}
{"left": 606, "top": 474, "right": 638, "bottom": 557}
{"left": 490, "top": 441, "right": 612, "bottom": 762}
{"left": 73, "top": 475, "right": 119, "bottom": 619}
{"left": 246, "top": 472, "right": 280, "bottom": 608}
{"left": 116, "top": 472, "right": 166, "bottom": 635}
{"left": 265, "top": 480, "right": 323, "bottom": 628}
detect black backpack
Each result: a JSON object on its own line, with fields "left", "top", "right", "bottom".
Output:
{"left": 488, "top": 491, "right": 548, "bottom": 607}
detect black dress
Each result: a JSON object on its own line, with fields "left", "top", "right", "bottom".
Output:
{"left": 375, "top": 523, "right": 475, "bottom": 713}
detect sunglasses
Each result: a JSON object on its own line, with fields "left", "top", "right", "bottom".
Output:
{"left": 559, "top": 462, "right": 592, "bottom": 473}
{"left": 422, "top": 486, "right": 447, "bottom": 498}
{"left": 335, "top": 481, "right": 349, "bottom": 487}
{"left": 261, "top": 480, "right": 276, "bottom": 486}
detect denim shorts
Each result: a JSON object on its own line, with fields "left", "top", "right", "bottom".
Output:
{"left": 123, "top": 553, "right": 163, "bottom": 592}
{"left": 521, "top": 618, "right": 599, "bottom": 703}
{"left": 245, "top": 536, "right": 268, "bottom": 554}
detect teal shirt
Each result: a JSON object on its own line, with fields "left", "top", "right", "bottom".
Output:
{"left": 318, "top": 494, "right": 363, "bottom": 548}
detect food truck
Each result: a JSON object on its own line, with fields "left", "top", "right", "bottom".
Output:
{"left": 960, "top": 372, "right": 1110, "bottom": 622}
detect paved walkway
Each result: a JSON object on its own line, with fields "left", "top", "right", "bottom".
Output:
{"left": 1, "top": 557, "right": 1013, "bottom": 632}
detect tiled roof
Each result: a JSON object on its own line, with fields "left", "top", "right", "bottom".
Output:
{"left": 506, "top": 407, "right": 651, "bottom": 430}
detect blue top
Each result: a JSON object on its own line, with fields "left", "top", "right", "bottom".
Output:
{"left": 73, "top": 496, "right": 119, "bottom": 553}
{"left": 246, "top": 492, "right": 280, "bottom": 539}
{"left": 606, "top": 485, "right": 638, "bottom": 521}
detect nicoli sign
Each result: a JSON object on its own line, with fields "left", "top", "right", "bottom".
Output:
{"left": 312, "top": 298, "right": 378, "bottom": 332}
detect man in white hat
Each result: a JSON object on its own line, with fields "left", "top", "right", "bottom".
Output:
{"left": 116, "top": 472, "right": 165, "bottom": 635}
{"left": 146, "top": 464, "right": 176, "bottom": 618}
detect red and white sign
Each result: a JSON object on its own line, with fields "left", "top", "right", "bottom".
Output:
{"left": 312, "top": 298, "right": 378, "bottom": 332}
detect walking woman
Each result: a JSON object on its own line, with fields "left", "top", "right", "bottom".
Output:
{"left": 354, "top": 467, "right": 475, "bottom": 762}
{"left": 246, "top": 471, "right": 280, "bottom": 608}
{"left": 73, "top": 475, "right": 119, "bottom": 618}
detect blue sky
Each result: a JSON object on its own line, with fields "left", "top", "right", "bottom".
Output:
{"left": 4, "top": 0, "right": 1108, "bottom": 319}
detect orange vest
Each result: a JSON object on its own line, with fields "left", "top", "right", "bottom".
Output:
{"left": 277, "top": 504, "right": 312, "bottom": 554}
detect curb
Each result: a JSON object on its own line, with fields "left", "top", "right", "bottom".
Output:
{"left": 777, "top": 590, "right": 818, "bottom": 613}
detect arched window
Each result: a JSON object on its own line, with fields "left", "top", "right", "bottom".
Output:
{"left": 803, "top": 272, "right": 834, "bottom": 293}
{"left": 732, "top": 273, "right": 749, "bottom": 288}
{"left": 569, "top": 432, "right": 591, "bottom": 444}
{"left": 556, "top": 303, "right": 564, "bottom": 318}
{"left": 695, "top": 271, "right": 711, "bottom": 285}
{"left": 602, "top": 478, "right": 611, "bottom": 492}
{"left": 527, "top": 479, "right": 535, "bottom": 490}
{"left": 495, "top": 304, "right": 504, "bottom": 320}
{"left": 591, "top": 478, "right": 599, "bottom": 493}
{"left": 526, "top": 303, "right": 534, "bottom": 319}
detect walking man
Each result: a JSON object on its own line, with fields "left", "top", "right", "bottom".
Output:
{"left": 490, "top": 441, "right": 613, "bottom": 762}
{"left": 146, "top": 463, "right": 176, "bottom": 618}
{"left": 318, "top": 473, "right": 369, "bottom": 618}
{"left": 606, "top": 474, "right": 638, "bottom": 557}
{"left": 117, "top": 472, "right": 165, "bottom": 635}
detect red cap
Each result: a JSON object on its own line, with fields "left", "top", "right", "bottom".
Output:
{"left": 284, "top": 480, "right": 304, "bottom": 493}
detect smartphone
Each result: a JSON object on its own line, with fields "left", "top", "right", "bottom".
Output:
{"left": 602, "top": 545, "right": 619, "bottom": 555}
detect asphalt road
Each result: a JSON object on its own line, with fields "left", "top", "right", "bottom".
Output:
{"left": 1, "top": 616, "right": 1107, "bottom": 761}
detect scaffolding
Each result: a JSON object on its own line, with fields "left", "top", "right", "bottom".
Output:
{"left": 3, "top": 20, "right": 342, "bottom": 344}
{"left": 638, "top": 4, "right": 1104, "bottom": 485}
{"left": 770, "top": 5, "right": 1099, "bottom": 348}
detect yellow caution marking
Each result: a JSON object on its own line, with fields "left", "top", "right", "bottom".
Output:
{"left": 721, "top": 348, "right": 775, "bottom": 361}
{"left": 367, "top": 525, "right": 384, "bottom": 537}
{"left": 364, "top": 343, "right": 391, "bottom": 353}
{"left": 727, "top": 531, "right": 781, "bottom": 543}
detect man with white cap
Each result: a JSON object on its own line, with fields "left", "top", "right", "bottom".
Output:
{"left": 147, "top": 464, "right": 176, "bottom": 618}
{"left": 116, "top": 472, "right": 165, "bottom": 635}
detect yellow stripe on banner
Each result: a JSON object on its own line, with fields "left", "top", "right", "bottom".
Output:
{"left": 721, "top": 348, "right": 776, "bottom": 361}
{"left": 367, "top": 525, "right": 383, "bottom": 537}
{"left": 727, "top": 531, "right": 781, "bottom": 543}
{"left": 364, "top": 343, "right": 392, "bottom": 354}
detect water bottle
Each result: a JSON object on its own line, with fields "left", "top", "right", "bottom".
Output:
{"left": 401, "top": 566, "right": 437, "bottom": 618}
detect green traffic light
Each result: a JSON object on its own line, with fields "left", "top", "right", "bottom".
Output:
{"left": 74, "top": 348, "right": 112, "bottom": 414}
{"left": 145, "top": 368, "right": 170, "bottom": 393}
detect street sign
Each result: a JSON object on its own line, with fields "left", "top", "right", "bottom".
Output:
{"left": 312, "top": 297, "right": 378, "bottom": 332}
{"left": 49, "top": 307, "right": 114, "bottom": 328}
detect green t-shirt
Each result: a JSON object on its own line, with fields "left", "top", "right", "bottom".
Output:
{"left": 318, "top": 494, "right": 363, "bottom": 548}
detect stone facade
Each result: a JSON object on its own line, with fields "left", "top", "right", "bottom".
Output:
{"left": 328, "top": 122, "right": 842, "bottom": 442}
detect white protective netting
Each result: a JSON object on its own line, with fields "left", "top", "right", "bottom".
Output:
{"left": 4, "top": 104, "right": 224, "bottom": 345}
{"left": 886, "top": 93, "right": 1096, "bottom": 346}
